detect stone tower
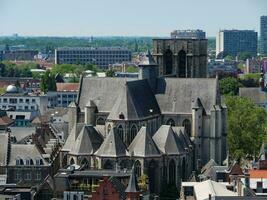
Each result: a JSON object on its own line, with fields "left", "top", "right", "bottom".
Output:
{"left": 152, "top": 38, "right": 207, "bottom": 78}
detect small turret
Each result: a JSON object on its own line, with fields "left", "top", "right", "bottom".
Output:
{"left": 138, "top": 50, "right": 158, "bottom": 93}
{"left": 84, "top": 100, "right": 96, "bottom": 125}
{"left": 125, "top": 165, "right": 140, "bottom": 200}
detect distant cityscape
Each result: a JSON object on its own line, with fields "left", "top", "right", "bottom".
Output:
{"left": 0, "top": 4, "right": 267, "bottom": 200}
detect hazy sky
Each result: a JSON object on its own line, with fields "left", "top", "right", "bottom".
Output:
{"left": 0, "top": 0, "right": 266, "bottom": 37}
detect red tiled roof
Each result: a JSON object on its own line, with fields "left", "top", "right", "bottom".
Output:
{"left": 56, "top": 83, "right": 79, "bottom": 92}
{"left": 249, "top": 170, "right": 267, "bottom": 178}
{"left": 0, "top": 116, "right": 14, "bottom": 126}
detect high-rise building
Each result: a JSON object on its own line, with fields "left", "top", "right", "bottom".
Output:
{"left": 216, "top": 30, "right": 258, "bottom": 58}
{"left": 171, "top": 29, "right": 206, "bottom": 39}
{"left": 260, "top": 16, "right": 267, "bottom": 54}
{"left": 55, "top": 47, "right": 132, "bottom": 69}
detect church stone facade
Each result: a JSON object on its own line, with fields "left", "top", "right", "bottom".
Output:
{"left": 60, "top": 39, "right": 227, "bottom": 195}
{"left": 153, "top": 38, "right": 208, "bottom": 77}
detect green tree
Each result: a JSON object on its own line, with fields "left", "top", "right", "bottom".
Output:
{"left": 40, "top": 70, "right": 56, "bottom": 92}
{"left": 238, "top": 52, "right": 252, "bottom": 61}
{"left": 106, "top": 69, "right": 116, "bottom": 77}
{"left": 126, "top": 66, "right": 138, "bottom": 73}
{"left": 225, "top": 96, "right": 267, "bottom": 162}
{"left": 224, "top": 55, "right": 234, "bottom": 61}
{"left": 219, "top": 77, "right": 240, "bottom": 95}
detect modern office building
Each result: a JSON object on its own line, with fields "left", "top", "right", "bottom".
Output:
{"left": 171, "top": 29, "right": 206, "bottom": 39}
{"left": 47, "top": 83, "right": 79, "bottom": 107}
{"left": 55, "top": 47, "right": 132, "bottom": 69}
{"left": 216, "top": 30, "right": 258, "bottom": 58}
{"left": 2, "top": 50, "right": 38, "bottom": 61}
{"left": 260, "top": 16, "right": 267, "bottom": 55}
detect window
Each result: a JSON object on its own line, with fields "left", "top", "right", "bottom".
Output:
{"left": 3, "top": 98, "right": 7, "bottom": 103}
{"left": 182, "top": 119, "right": 191, "bottom": 137}
{"left": 32, "top": 99, "right": 36, "bottom": 103}
{"left": 36, "top": 158, "right": 43, "bottom": 165}
{"left": 16, "top": 158, "right": 23, "bottom": 165}
{"left": 166, "top": 119, "right": 175, "bottom": 126}
{"left": 15, "top": 172, "right": 21, "bottom": 181}
{"left": 119, "top": 112, "right": 125, "bottom": 119}
{"left": 130, "top": 125, "right": 138, "bottom": 145}
{"left": 25, "top": 172, "right": 31, "bottom": 180}
{"left": 135, "top": 161, "right": 141, "bottom": 177}
{"left": 26, "top": 159, "right": 33, "bottom": 165}
{"left": 117, "top": 125, "right": 124, "bottom": 142}
{"left": 36, "top": 171, "right": 41, "bottom": 181}
{"left": 25, "top": 99, "right": 30, "bottom": 103}
{"left": 96, "top": 117, "right": 105, "bottom": 125}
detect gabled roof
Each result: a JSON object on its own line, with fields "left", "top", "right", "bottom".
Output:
{"left": 192, "top": 180, "right": 237, "bottom": 200}
{"left": 56, "top": 83, "right": 79, "bottom": 92}
{"left": 201, "top": 159, "right": 218, "bottom": 174}
{"left": 109, "top": 176, "right": 127, "bottom": 200}
{"left": 128, "top": 127, "right": 161, "bottom": 157}
{"left": 0, "top": 134, "right": 9, "bottom": 166}
{"left": 125, "top": 166, "right": 139, "bottom": 193}
{"left": 107, "top": 80, "right": 160, "bottom": 120}
{"left": 152, "top": 125, "right": 183, "bottom": 155}
{"left": 155, "top": 78, "right": 219, "bottom": 114}
{"left": 8, "top": 144, "right": 49, "bottom": 166}
{"left": 78, "top": 77, "right": 137, "bottom": 112}
{"left": 69, "top": 125, "right": 103, "bottom": 155}
{"left": 62, "top": 123, "right": 84, "bottom": 152}
{"left": 94, "top": 128, "right": 129, "bottom": 158}
{"left": 249, "top": 170, "right": 267, "bottom": 178}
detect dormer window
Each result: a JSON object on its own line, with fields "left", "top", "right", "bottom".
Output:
{"left": 119, "top": 112, "right": 125, "bottom": 120}
{"left": 36, "top": 158, "right": 43, "bottom": 165}
{"left": 16, "top": 158, "right": 24, "bottom": 165}
{"left": 26, "top": 158, "right": 34, "bottom": 165}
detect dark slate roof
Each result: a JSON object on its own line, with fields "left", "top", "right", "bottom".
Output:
{"left": 125, "top": 167, "right": 139, "bottom": 193}
{"left": 62, "top": 123, "right": 84, "bottom": 152}
{"left": 0, "top": 134, "right": 8, "bottom": 166}
{"left": 201, "top": 159, "right": 218, "bottom": 174}
{"left": 94, "top": 128, "right": 129, "bottom": 157}
{"left": 172, "top": 127, "right": 190, "bottom": 152}
{"left": 69, "top": 125, "right": 103, "bottom": 155}
{"left": 108, "top": 176, "right": 126, "bottom": 200}
{"left": 155, "top": 78, "right": 219, "bottom": 114}
{"left": 8, "top": 144, "right": 48, "bottom": 166}
{"left": 152, "top": 125, "right": 184, "bottom": 155}
{"left": 107, "top": 80, "right": 161, "bottom": 120}
{"left": 50, "top": 122, "right": 69, "bottom": 140}
{"left": 239, "top": 87, "right": 267, "bottom": 105}
{"left": 128, "top": 127, "right": 161, "bottom": 157}
{"left": 78, "top": 77, "right": 137, "bottom": 112}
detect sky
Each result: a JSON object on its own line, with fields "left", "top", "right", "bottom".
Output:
{"left": 0, "top": 0, "right": 266, "bottom": 37}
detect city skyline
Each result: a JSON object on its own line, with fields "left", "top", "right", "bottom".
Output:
{"left": 0, "top": 0, "right": 266, "bottom": 37}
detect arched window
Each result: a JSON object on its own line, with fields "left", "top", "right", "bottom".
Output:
{"left": 103, "top": 160, "right": 113, "bottom": 169}
{"left": 182, "top": 119, "right": 191, "bottom": 137}
{"left": 135, "top": 160, "right": 142, "bottom": 178}
{"left": 178, "top": 50, "right": 186, "bottom": 78}
{"left": 169, "top": 159, "right": 176, "bottom": 185}
{"left": 70, "top": 157, "right": 75, "bottom": 165}
{"left": 81, "top": 158, "right": 89, "bottom": 169}
{"left": 130, "top": 125, "right": 138, "bottom": 144}
{"left": 117, "top": 125, "right": 124, "bottom": 142}
{"left": 96, "top": 117, "right": 105, "bottom": 125}
{"left": 166, "top": 118, "right": 175, "bottom": 126}
{"left": 107, "top": 124, "right": 111, "bottom": 134}
{"left": 164, "top": 49, "right": 173, "bottom": 75}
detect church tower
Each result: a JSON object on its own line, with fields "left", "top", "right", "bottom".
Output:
{"left": 152, "top": 38, "right": 207, "bottom": 78}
